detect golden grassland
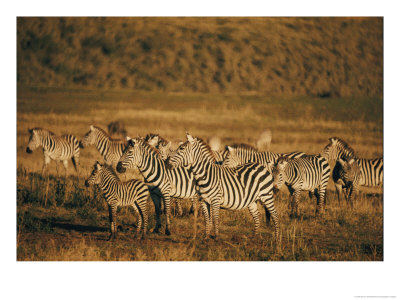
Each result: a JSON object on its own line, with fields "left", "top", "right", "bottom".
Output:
{"left": 16, "top": 86, "right": 383, "bottom": 261}
{"left": 17, "top": 17, "right": 382, "bottom": 97}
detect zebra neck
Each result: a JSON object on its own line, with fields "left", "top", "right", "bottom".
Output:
{"left": 95, "top": 134, "right": 111, "bottom": 157}
{"left": 41, "top": 135, "right": 55, "bottom": 152}
{"left": 136, "top": 152, "right": 165, "bottom": 183}
{"left": 100, "top": 171, "right": 119, "bottom": 195}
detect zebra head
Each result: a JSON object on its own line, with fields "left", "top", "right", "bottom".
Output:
{"left": 85, "top": 161, "right": 103, "bottom": 187}
{"left": 337, "top": 157, "right": 359, "bottom": 187}
{"left": 222, "top": 146, "right": 243, "bottom": 168}
{"left": 157, "top": 141, "right": 172, "bottom": 160}
{"left": 272, "top": 157, "right": 289, "bottom": 190}
{"left": 322, "top": 137, "right": 355, "bottom": 162}
{"left": 168, "top": 139, "right": 191, "bottom": 168}
{"left": 26, "top": 128, "right": 40, "bottom": 153}
{"left": 116, "top": 137, "right": 145, "bottom": 173}
{"left": 80, "top": 125, "right": 98, "bottom": 148}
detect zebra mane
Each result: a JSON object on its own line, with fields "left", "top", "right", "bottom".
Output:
{"left": 330, "top": 137, "right": 356, "bottom": 156}
{"left": 93, "top": 126, "right": 125, "bottom": 143}
{"left": 31, "top": 127, "right": 55, "bottom": 136}
{"left": 137, "top": 138, "right": 162, "bottom": 157}
{"left": 229, "top": 143, "right": 258, "bottom": 152}
{"left": 194, "top": 137, "right": 217, "bottom": 160}
{"left": 144, "top": 133, "right": 169, "bottom": 146}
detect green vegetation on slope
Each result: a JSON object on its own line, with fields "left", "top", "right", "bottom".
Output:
{"left": 17, "top": 17, "right": 383, "bottom": 97}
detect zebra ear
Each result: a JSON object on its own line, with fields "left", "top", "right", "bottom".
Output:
{"left": 96, "top": 162, "right": 101, "bottom": 170}
{"left": 126, "top": 136, "right": 131, "bottom": 141}
{"left": 348, "top": 158, "right": 355, "bottom": 165}
{"left": 227, "top": 146, "right": 234, "bottom": 152}
{"left": 28, "top": 128, "right": 33, "bottom": 134}
{"left": 329, "top": 137, "right": 337, "bottom": 145}
{"left": 90, "top": 125, "right": 94, "bottom": 131}
{"left": 187, "top": 133, "right": 194, "bottom": 143}
{"left": 166, "top": 141, "right": 172, "bottom": 149}
{"left": 128, "top": 139, "right": 135, "bottom": 147}
{"left": 338, "top": 158, "right": 345, "bottom": 167}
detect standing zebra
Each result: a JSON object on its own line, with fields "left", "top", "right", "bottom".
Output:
{"left": 321, "top": 137, "right": 383, "bottom": 204}
{"left": 116, "top": 137, "right": 200, "bottom": 236}
{"left": 26, "top": 128, "right": 80, "bottom": 174}
{"left": 272, "top": 155, "right": 330, "bottom": 217}
{"left": 80, "top": 125, "right": 126, "bottom": 166}
{"left": 144, "top": 133, "right": 197, "bottom": 216}
{"left": 85, "top": 162, "right": 150, "bottom": 240}
{"left": 222, "top": 143, "right": 307, "bottom": 170}
{"left": 168, "top": 133, "right": 280, "bottom": 241}
{"left": 335, "top": 157, "right": 361, "bottom": 207}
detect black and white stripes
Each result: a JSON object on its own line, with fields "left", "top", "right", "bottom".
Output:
{"left": 168, "top": 133, "right": 280, "bottom": 241}
{"left": 85, "top": 162, "right": 150, "bottom": 240}
{"left": 26, "top": 127, "right": 80, "bottom": 173}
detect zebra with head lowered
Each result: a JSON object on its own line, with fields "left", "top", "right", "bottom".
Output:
{"left": 168, "top": 133, "right": 280, "bottom": 242}
{"left": 80, "top": 125, "right": 126, "bottom": 166}
{"left": 222, "top": 143, "right": 307, "bottom": 171}
{"left": 116, "top": 137, "right": 200, "bottom": 236}
{"left": 272, "top": 155, "right": 330, "bottom": 217}
{"left": 85, "top": 162, "right": 150, "bottom": 240}
{"left": 26, "top": 128, "right": 80, "bottom": 174}
{"left": 321, "top": 137, "right": 383, "bottom": 205}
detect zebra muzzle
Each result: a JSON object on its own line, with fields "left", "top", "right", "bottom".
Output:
{"left": 79, "top": 141, "right": 85, "bottom": 148}
{"left": 84, "top": 180, "right": 90, "bottom": 187}
{"left": 116, "top": 162, "right": 126, "bottom": 173}
{"left": 26, "top": 147, "right": 32, "bottom": 154}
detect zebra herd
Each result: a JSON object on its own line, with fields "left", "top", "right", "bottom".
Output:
{"left": 25, "top": 126, "right": 383, "bottom": 242}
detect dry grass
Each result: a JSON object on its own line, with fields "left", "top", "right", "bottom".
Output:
{"left": 17, "top": 87, "right": 383, "bottom": 261}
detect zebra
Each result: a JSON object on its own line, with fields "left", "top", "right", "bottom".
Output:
{"left": 334, "top": 157, "right": 361, "bottom": 207}
{"left": 26, "top": 128, "right": 80, "bottom": 174}
{"left": 116, "top": 137, "right": 200, "bottom": 236}
{"left": 85, "top": 162, "right": 150, "bottom": 240}
{"left": 272, "top": 155, "right": 330, "bottom": 217}
{"left": 222, "top": 143, "right": 307, "bottom": 171}
{"left": 168, "top": 133, "right": 280, "bottom": 242}
{"left": 321, "top": 137, "right": 383, "bottom": 204}
{"left": 80, "top": 125, "right": 126, "bottom": 166}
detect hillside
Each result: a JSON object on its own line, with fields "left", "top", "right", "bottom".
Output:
{"left": 17, "top": 17, "right": 383, "bottom": 97}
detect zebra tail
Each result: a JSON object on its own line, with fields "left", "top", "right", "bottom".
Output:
{"left": 71, "top": 156, "right": 78, "bottom": 172}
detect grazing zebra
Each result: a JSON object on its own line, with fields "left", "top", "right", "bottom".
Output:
{"left": 80, "top": 125, "right": 126, "bottom": 166}
{"left": 116, "top": 137, "right": 200, "bottom": 236}
{"left": 222, "top": 143, "right": 307, "bottom": 171}
{"left": 334, "top": 157, "right": 361, "bottom": 206}
{"left": 322, "top": 137, "right": 383, "bottom": 203}
{"left": 26, "top": 128, "right": 80, "bottom": 174}
{"left": 85, "top": 162, "right": 150, "bottom": 240}
{"left": 168, "top": 133, "right": 280, "bottom": 242}
{"left": 272, "top": 155, "right": 330, "bottom": 217}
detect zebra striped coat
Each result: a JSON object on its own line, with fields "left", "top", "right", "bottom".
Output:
{"left": 168, "top": 133, "right": 280, "bottom": 241}
{"left": 26, "top": 128, "right": 80, "bottom": 173}
{"left": 272, "top": 155, "right": 330, "bottom": 217}
{"left": 322, "top": 137, "right": 383, "bottom": 203}
{"left": 85, "top": 162, "right": 150, "bottom": 240}
{"left": 222, "top": 143, "right": 306, "bottom": 171}
{"left": 81, "top": 125, "right": 126, "bottom": 166}
{"left": 334, "top": 157, "right": 361, "bottom": 206}
{"left": 116, "top": 138, "right": 199, "bottom": 236}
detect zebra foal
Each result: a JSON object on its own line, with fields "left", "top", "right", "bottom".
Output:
{"left": 81, "top": 125, "right": 126, "bottom": 166}
{"left": 26, "top": 128, "right": 80, "bottom": 174}
{"left": 168, "top": 133, "right": 280, "bottom": 242}
{"left": 85, "top": 162, "right": 150, "bottom": 240}
{"left": 272, "top": 155, "right": 330, "bottom": 217}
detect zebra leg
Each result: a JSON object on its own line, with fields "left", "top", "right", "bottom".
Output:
{"left": 163, "top": 195, "right": 171, "bottom": 236}
{"left": 210, "top": 199, "right": 220, "bottom": 239}
{"left": 248, "top": 202, "right": 260, "bottom": 236}
{"left": 62, "top": 160, "right": 68, "bottom": 177}
{"left": 200, "top": 201, "right": 211, "bottom": 238}
{"left": 42, "top": 154, "right": 51, "bottom": 176}
{"left": 136, "top": 198, "right": 149, "bottom": 239}
{"left": 261, "top": 192, "right": 280, "bottom": 244}
{"left": 292, "top": 190, "right": 301, "bottom": 218}
{"left": 175, "top": 198, "right": 183, "bottom": 217}
{"left": 149, "top": 192, "right": 162, "bottom": 233}
{"left": 71, "top": 155, "right": 79, "bottom": 174}
{"left": 264, "top": 205, "right": 271, "bottom": 225}
{"left": 335, "top": 183, "right": 343, "bottom": 205}
{"left": 132, "top": 204, "right": 143, "bottom": 238}
{"left": 108, "top": 204, "right": 118, "bottom": 241}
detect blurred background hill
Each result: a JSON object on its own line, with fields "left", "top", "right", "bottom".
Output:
{"left": 17, "top": 17, "right": 383, "bottom": 97}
